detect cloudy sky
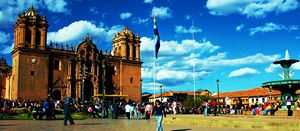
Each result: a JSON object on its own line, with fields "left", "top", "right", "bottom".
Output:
{"left": 1, "top": 0, "right": 300, "bottom": 93}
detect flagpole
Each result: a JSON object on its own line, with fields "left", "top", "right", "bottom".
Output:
{"left": 154, "top": 40, "right": 156, "bottom": 103}
{"left": 153, "top": 14, "right": 156, "bottom": 103}
{"left": 192, "top": 20, "right": 196, "bottom": 100}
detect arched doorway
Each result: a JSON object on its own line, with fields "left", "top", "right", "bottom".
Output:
{"left": 53, "top": 90, "right": 61, "bottom": 100}
{"left": 84, "top": 80, "right": 93, "bottom": 102}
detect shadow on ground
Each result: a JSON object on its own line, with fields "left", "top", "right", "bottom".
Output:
{"left": 171, "top": 129, "right": 191, "bottom": 131}
{"left": 0, "top": 124, "right": 19, "bottom": 127}
{"left": 75, "top": 122, "right": 103, "bottom": 125}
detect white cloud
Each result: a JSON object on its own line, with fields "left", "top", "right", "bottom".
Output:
{"left": 140, "top": 35, "right": 280, "bottom": 88}
{"left": 132, "top": 17, "right": 149, "bottom": 25}
{"left": 0, "top": 0, "right": 69, "bottom": 25}
{"left": 1, "top": 43, "right": 13, "bottom": 54}
{"left": 151, "top": 6, "right": 172, "bottom": 19}
{"left": 206, "top": 0, "right": 300, "bottom": 18}
{"left": 236, "top": 24, "right": 245, "bottom": 31}
{"left": 156, "top": 69, "right": 209, "bottom": 81}
{"left": 188, "top": 53, "right": 280, "bottom": 70}
{"left": 0, "top": 31, "right": 12, "bottom": 54}
{"left": 47, "top": 20, "right": 124, "bottom": 45}
{"left": 89, "top": 7, "right": 99, "bottom": 14}
{"left": 250, "top": 22, "right": 298, "bottom": 36}
{"left": 265, "top": 64, "right": 281, "bottom": 73}
{"left": 175, "top": 25, "right": 202, "bottom": 34}
{"left": 185, "top": 15, "right": 192, "bottom": 20}
{"left": 120, "top": 12, "right": 132, "bottom": 20}
{"left": 44, "top": 0, "right": 68, "bottom": 13}
{"left": 228, "top": 67, "right": 261, "bottom": 77}
{"left": 140, "top": 37, "right": 219, "bottom": 87}
{"left": 144, "top": 0, "right": 153, "bottom": 4}
{"left": 0, "top": 31, "right": 10, "bottom": 44}
{"left": 288, "top": 25, "right": 299, "bottom": 31}
{"left": 292, "top": 62, "right": 300, "bottom": 70}
{"left": 140, "top": 37, "right": 219, "bottom": 57}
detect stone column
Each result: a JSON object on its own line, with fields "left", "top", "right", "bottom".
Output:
{"left": 40, "top": 27, "right": 47, "bottom": 50}
{"left": 120, "top": 61, "right": 123, "bottom": 95}
{"left": 135, "top": 45, "right": 140, "bottom": 61}
{"left": 14, "top": 29, "right": 17, "bottom": 48}
{"left": 129, "top": 44, "right": 133, "bottom": 60}
{"left": 121, "top": 42, "right": 127, "bottom": 59}
{"left": 19, "top": 24, "right": 26, "bottom": 48}
{"left": 31, "top": 26, "right": 36, "bottom": 49}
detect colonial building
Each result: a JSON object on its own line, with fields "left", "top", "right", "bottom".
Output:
{"left": 148, "top": 90, "right": 212, "bottom": 103}
{"left": 212, "top": 87, "right": 282, "bottom": 106}
{"left": 0, "top": 56, "right": 12, "bottom": 99}
{"left": 7, "top": 7, "right": 142, "bottom": 102}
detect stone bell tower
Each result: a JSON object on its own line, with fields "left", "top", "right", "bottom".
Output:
{"left": 11, "top": 6, "right": 50, "bottom": 100}
{"left": 14, "top": 6, "right": 48, "bottom": 50}
{"left": 112, "top": 27, "right": 140, "bottom": 61}
{"left": 111, "top": 27, "right": 142, "bottom": 101}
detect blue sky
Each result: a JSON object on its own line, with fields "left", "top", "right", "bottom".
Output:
{"left": 1, "top": 0, "right": 300, "bottom": 93}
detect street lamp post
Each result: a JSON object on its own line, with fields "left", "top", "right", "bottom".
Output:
{"left": 216, "top": 79, "right": 220, "bottom": 115}
{"left": 81, "top": 63, "right": 85, "bottom": 103}
{"left": 140, "top": 79, "right": 142, "bottom": 104}
{"left": 102, "top": 61, "right": 105, "bottom": 101}
{"left": 269, "top": 86, "right": 272, "bottom": 100}
{"left": 160, "top": 85, "right": 162, "bottom": 102}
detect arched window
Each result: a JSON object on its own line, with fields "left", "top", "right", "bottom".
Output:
{"left": 36, "top": 30, "right": 41, "bottom": 46}
{"left": 25, "top": 28, "right": 31, "bottom": 46}
{"left": 126, "top": 45, "right": 130, "bottom": 57}
{"left": 130, "top": 77, "right": 133, "bottom": 83}
{"left": 132, "top": 45, "right": 136, "bottom": 58}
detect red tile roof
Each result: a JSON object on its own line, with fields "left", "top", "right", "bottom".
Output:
{"left": 212, "top": 87, "right": 281, "bottom": 98}
{"left": 149, "top": 91, "right": 202, "bottom": 99}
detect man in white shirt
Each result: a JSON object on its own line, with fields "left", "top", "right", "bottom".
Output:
{"left": 145, "top": 103, "right": 152, "bottom": 120}
{"left": 125, "top": 103, "right": 130, "bottom": 119}
{"left": 173, "top": 101, "right": 177, "bottom": 115}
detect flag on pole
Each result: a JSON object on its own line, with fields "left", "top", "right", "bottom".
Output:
{"left": 153, "top": 16, "right": 160, "bottom": 59}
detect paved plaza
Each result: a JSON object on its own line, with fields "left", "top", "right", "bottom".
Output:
{"left": 1, "top": 114, "right": 300, "bottom": 131}
{"left": 0, "top": 117, "right": 254, "bottom": 131}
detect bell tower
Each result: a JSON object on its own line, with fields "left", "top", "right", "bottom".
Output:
{"left": 111, "top": 27, "right": 142, "bottom": 101}
{"left": 14, "top": 6, "right": 48, "bottom": 50}
{"left": 11, "top": 6, "right": 50, "bottom": 100}
{"left": 112, "top": 27, "right": 140, "bottom": 61}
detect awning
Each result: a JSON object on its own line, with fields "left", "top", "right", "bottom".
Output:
{"left": 94, "top": 94, "right": 128, "bottom": 97}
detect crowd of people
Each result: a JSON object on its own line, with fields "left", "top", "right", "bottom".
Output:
{"left": 1, "top": 97, "right": 299, "bottom": 118}
{"left": 1, "top": 97, "right": 300, "bottom": 130}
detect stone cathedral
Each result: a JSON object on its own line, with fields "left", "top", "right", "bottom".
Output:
{"left": 8, "top": 7, "right": 142, "bottom": 102}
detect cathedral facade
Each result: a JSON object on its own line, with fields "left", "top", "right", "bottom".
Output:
{"left": 7, "top": 7, "right": 142, "bottom": 102}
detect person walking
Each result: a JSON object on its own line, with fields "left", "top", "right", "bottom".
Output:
{"left": 63, "top": 98, "right": 75, "bottom": 126}
{"left": 44, "top": 99, "right": 50, "bottom": 120}
{"left": 211, "top": 100, "right": 217, "bottom": 116}
{"left": 136, "top": 104, "right": 141, "bottom": 120}
{"left": 203, "top": 100, "right": 209, "bottom": 116}
{"left": 129, "top": 103, "right": 134, "bottom": 120}
{"left": 145, "top": 102, "right": 152, "bottom": 120}
{"left": 172, "top": 100, "right": 177, "bottom": 115}
{"left": 152, "top": 100, "right": 166, "bottom": 131}
{"left": 125, "top": 103, "right": 130, "bottom": 119}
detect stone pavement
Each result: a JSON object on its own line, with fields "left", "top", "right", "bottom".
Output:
{"left": 0, "top": 118, "right": 254, "bottom": 131}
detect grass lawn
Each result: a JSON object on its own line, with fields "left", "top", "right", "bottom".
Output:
{"left": 0, "top": 113, "right": 93, "bottom": 120}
